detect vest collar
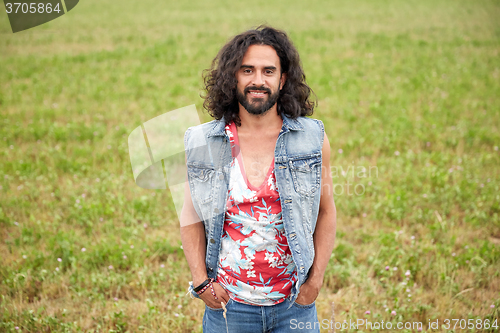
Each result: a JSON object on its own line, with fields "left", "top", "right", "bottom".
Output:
{"left": 282, "top": 114, "right": 304, "bottom": 131}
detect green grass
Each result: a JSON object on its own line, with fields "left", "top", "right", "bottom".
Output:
{"left": 1, "top": 0, "right": 499, "bottom": 331}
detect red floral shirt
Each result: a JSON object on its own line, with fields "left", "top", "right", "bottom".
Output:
{"left": 217, "top": 122, "right": 297, "bottom": 305}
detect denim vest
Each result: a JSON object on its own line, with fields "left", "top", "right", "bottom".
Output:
{"left": 184, "top": 114, "right": 324, "bottom": 304}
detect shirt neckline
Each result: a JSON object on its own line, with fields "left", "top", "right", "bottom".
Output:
{"left": 228, "top": 121, "right": 275, "bottom": 192}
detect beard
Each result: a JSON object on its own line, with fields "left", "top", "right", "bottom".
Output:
{"left": 236, "top": 85, "right": 280, "bottom": 115}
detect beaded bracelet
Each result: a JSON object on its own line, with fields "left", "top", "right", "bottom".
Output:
{"left": 209, "top": 280, "right": 218, "bottom": 300}
{"left": 196, "top": 281, "right": 212, "bottom": 295}
{"left": 195, "top": 278, "right": 218, "bottom": 300}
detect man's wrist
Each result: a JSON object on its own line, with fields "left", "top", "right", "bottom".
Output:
{"left": 193, "top": 275, "right": 209, "bottom": 287}
{"left": 306, "top": 270, "right": 324, "bottom": 286}
{"left": 193, "top": 278, "right": 212, "bottom": 292}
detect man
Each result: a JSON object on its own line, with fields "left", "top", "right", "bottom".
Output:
{"left": 180, "top": 25, "right": 336, "bottom": 332}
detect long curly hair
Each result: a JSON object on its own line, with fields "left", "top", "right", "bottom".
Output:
{"left": 202, "top": 25, "right": 316, "bottom": 126}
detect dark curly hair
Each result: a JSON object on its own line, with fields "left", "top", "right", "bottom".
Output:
{"left": 202, "top": 25, "right": 316, "bottom": 126}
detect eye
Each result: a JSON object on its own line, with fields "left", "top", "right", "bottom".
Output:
{"left": 265, "top": 69, "right": 274, "bottom": 75}
{"left": 243, "top": 68, "right": 252, "bottom": 74}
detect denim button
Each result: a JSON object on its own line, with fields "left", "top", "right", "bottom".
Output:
{"left": 214, "top": 208, "right": 219, "bottom": 214}
{"left": 219, "top": 175, "right": 224, "bottom": 180}
{"left": 210, "top": 238, "right": 215, "bottom": 244}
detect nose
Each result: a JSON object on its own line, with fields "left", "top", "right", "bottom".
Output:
{"left": 252, "top": 71, "right": 265, "bottom": 86}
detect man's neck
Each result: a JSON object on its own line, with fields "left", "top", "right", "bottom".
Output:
{"left": 237, "top": 104, "right": 283, "bottom": 133}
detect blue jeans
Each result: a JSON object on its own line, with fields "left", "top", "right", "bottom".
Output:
{"left": 202, "top": 297, "right": 320, "bottom": 333}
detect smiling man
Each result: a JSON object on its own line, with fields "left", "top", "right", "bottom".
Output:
{"left": 235, "top": 46, "right": 283, "bottom": 116}
{"left": 180, "top": 26, "right": 336, "bottom": 332}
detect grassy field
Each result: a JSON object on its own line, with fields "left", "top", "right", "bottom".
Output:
{"left": 1, "top": 0, "right": 500, "bottom": 331}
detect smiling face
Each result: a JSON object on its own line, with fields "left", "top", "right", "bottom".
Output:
{"left": 235, "top": 44, "right": 286, "bottom": 116}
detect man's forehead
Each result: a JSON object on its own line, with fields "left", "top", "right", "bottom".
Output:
{"left": 241, "top": 44, "right": 280, "bottom": 69}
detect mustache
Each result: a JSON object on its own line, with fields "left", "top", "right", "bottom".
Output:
{"left": 244, "top": 86, "right": 271, "bottom": 94}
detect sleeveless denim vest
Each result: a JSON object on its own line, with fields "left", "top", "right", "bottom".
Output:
{"left": 184, "top": 114, "right": 324, "bottom": 305}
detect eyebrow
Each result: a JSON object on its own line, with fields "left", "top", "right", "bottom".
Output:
{"left": 240, "top": 65, "right": 278, "bottom": 71}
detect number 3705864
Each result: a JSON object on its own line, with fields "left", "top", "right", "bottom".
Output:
{"left": 5, "top": 2, "right": 62, "bottom": 14}
{"left": 443, "top": 319, "right": 498, "bottom": 330}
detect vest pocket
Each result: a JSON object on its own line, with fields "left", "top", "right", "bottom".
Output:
{"left": 187, "top": 165, "right": 215, "bottom": 205}
{"left": 289, "top": 155, "right": 321, "bottom": 195}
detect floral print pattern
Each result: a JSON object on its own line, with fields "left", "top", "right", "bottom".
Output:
{"left": 217, "top": 122, "right": 297, "bottom": 306}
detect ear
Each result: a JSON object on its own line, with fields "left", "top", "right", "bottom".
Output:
{"left": 280, "top": 73, "right": 287, "bottom": 90}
